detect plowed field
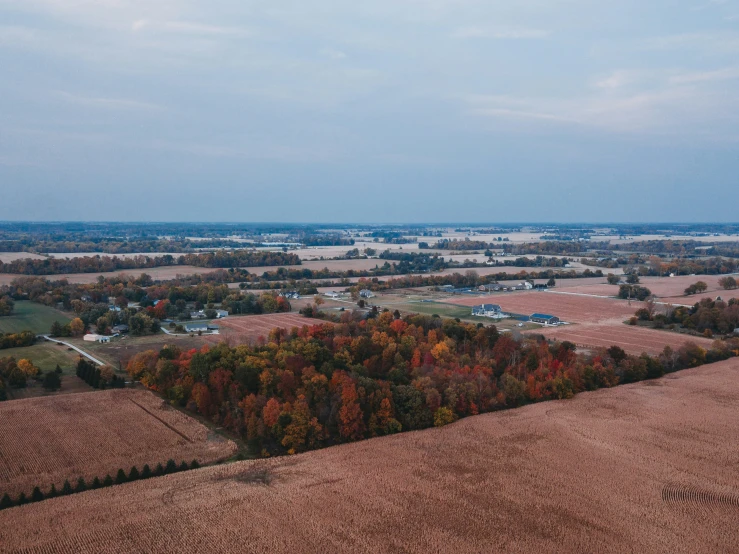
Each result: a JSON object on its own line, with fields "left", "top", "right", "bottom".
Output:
{"left": 213, "top": 313, "right": 327, "bottom": 344}
{"left": 532, "top": 324, "right": 715, "bottom": 355}
{"left": 0, "top": 390, "right": 236, "bottom": 498}
{"left": 1, "top": 359, "right": 738, "bottom": 553}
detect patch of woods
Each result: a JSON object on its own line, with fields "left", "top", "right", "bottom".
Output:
{"left": 0, "top": 294, "right": 14, "bottom": 316}
{"left": 0, "top": 459, "right": 201, "bottom": 512}
{"left": 0, "top": 330, "right": 35, "bottom": 349}
{"left": 0, "top": 357, "right": 61, "bottom": 401}
{"left": 126, "top": 311, "right": 739, "bottom": 457}
{"left": 632, "top": 297, "right": 739, "bottom": 338}
{"left": 0, "top": 250, "right": 300, "bottom": 275}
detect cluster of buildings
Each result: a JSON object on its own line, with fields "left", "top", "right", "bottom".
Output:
{"left": 470, "top": 304, "right": 561, "bottom": 326}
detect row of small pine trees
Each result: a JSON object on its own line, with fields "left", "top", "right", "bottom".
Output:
{"left": 76, "top": 358, "right": 124, "bottom": 389}
{"left": 0, "top": 459, "right": 200, "bottom": 511}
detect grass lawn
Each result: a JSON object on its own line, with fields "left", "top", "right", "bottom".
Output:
{"left": 389, "top": 301, "right": 541, "bottom": 331}
{"left": 0, "top": 301, "right": 72, "bottom": 335}
{"left": 0, "top": 341, "right": 81, "bottom": 374}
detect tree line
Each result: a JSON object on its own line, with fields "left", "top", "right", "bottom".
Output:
{"left": 0, "top": 250, "right": 300, "bottom": 276}
{"left": 0, "top": 459, "right": 201, "bottom": 511}
{"left": 126, "top": 311, "right": 738, "bottom": 457}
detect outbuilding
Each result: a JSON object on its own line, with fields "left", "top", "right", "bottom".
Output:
{"left": 530, "top": 313, "right": 560, "bottom": 325}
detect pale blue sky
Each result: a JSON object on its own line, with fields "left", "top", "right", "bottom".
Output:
{"left": 1, "top": 0, "right": 738, "bottom": 222}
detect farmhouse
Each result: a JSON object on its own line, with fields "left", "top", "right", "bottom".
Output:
{"left": 530, "top": 313, "right": 560, "bottom": 325}
{"left": 472, "top": 304, "right": 503, "bottom": 318}
{"left": 324, "top": 291, "right": 341, "bottom": 299}
{"left": 190, "top": 311, "right": 207, "bottom": 319}
{"left": 111, "top": 324, "right": 129, "bottom": 334}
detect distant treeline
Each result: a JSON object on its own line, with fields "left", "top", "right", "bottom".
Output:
{"left": 0, "top": 251, "right": 300, "bottom": 275}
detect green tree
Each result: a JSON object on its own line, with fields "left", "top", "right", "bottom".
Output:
{"left": 61, "top": 479, "right": 73, "bottom": 495}
{"left": 75, "top": 477, "right": 87, "bottom": 492}
{"left": 43, "top": 370, "right": 62, "bottom": 391}
{"left": 0, "top": 493, "right": 12, "bottom": 509}
{"left": 31, "top": 486, "right": 44, "bottom": 502}
{"left": 433, "top": 407, "right": 457, "bottom": 427}
{"left": 115, "top": 469, "right": 127, "bottom": 484}
{"left": 129, "top": 466, "right": 140, "bottom": 481}
{"left": 141, "top": 464, "right": 152, "bottom": 479}
{"left": 103, "top": 474, "right": 113, "bottom": 487}
{"left": 165, "top": 459, "right": 177, "bottom": 474}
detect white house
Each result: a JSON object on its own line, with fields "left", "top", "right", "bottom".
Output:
{"left": 472, "top": 304, "right": 503, "bottom": 318}
{"left": 359, "top": 289, "right": 373, "bottom": 298}
{"left": 215, "top": 309, "right": 229, "bottom": 318}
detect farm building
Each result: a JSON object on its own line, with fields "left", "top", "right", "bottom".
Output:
{"left": 280, "top": 291, "right": 300, "bottom": 299}
{"left": 359, "top": 289, "right": 374, "bottom": 298}
{"left": 83, "top": 333, "right": 110, "bottom": 343}
{"left": 324, "top": 291, "right": 341, "bottom": 299}
{"left": 530, "top": 313, "right": 560, "bottom": 325}
{"left": 185, "top": 323, "right": 220, "bottom": 333}
{"left": 472, "top": 304, "right": 503, "bottom": 318}
{"left": 215, "top": 309, "right": 229, "bottom": 318}
{"left": 190, "top": 311, "right": 207, "bottom": 319}
{"left": 111, "top": 324, "right": 129, "bottom": 334}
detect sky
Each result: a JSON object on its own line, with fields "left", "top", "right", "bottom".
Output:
{"left": 1, "top": 0, "right": 738, "bottom": 223}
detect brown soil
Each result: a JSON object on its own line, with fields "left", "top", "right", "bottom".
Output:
{"left": 213, "top": 313, "right": 328, "bottom": 345}
{"left": 0, "top": 389, "right": 237, "bottom": 499}
{"left": 1, "top": 359, "right": 738, "bottom": 553}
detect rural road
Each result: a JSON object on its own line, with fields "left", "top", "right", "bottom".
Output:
{"left": 40, "top": 335, "right": 106, "bottom": 366}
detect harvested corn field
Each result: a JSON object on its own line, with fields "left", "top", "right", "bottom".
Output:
{"left": 0, "top": 390, "right": 236, "bottom": 498}
{"left": 1, "top": 359, "right": 738, "bottom": 553}
{"left": 531, "top": 324, "right": 715, "bottom": 355}
{"left": 213, "top": 313, "right": 328, "bottom": 344}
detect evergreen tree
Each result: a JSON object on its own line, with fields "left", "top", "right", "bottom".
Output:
{"left": 75, "top": 477, "right": 87, "bottom": 493}
{"left": 103, "top": 475, "right": 113, "bottom": 487}
{"left": 0, "top": 493, "right": 12, "bottom": 510}
{"left": 190, "top": 460, "right": 200, "bottom": 469}
{"left": 165, "top": 459, "right": 177, "bottom": 474}
{"left": 115, "top": 469, "right": 127, "bottom": 485}
{"left": 16, "top": 492, "right": 28, "bottom": 505}
{"left": 141, "top": 464, "right": 152, "bottom": 479}
{"left": 155, "top": 463, "right": 164, "bottom": 476}
{"left": 47, "top": 484, "right": 58, "bottom": 498}
{"left": 128, "top": 466, "right": 140, "bottom": 481}
{"left": 61, "top": 480, "right": 73, "bottom": 495}
{"left": 91, "top": 477, "right": 102, "bottom": 489}
{"left": 55, "top": 363, "right": 63, "bottom": 375}
{"left": 178, "top": 461, "right": 189, "bottom": 472}
{"left": 31, "top": 486, "right": 44, "bottom": 502}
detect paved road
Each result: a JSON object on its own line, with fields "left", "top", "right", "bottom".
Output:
{"left": 39, "top": 335, "right": 106, "bottom": 366}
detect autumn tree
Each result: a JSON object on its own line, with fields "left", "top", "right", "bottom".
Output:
{"left": 69, "top": 317, "right": 85, "bottom": 337}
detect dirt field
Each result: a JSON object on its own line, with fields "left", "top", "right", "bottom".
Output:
{"left": 447, "top": 291, "right": 641, "bottom": 324}
{"left": 2, "top": 359, "right": 738, "bottom": 552}
{"left": 531, "top": 324, "right": 715, "bottom": 355}
{"left": 555, "top": 274, "right": 739, "bottom": 303}
{"left": 0, "top": 252, "right": 47, "bottom": 263}
{"left": 0, "top": 266, "right": 215, "bottom": 286}
{"left": 213, "top": 313, "right": 328, "bottom": 344}
{"left": 0, "top": 389, "right": 237, "bottom": 499}
{"left": 69, "top": 334, "right": 208, "bottom": 370}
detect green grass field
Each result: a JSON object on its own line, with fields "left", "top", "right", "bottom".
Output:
{"left": 0, "top": 341, "right": 81, "bottom": 373}
{"left": 0, "top": 301, "right": 72, "bottom": 335}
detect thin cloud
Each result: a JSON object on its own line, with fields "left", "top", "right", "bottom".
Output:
{"left": 450, "top": 26, "right": 550, "bottom": 40}
{"left": 131, "top": 20, "right": 250, "bottom": 37}
{"left": 669, "top": 66, "right": 739, "bottom": 84}
{"left": 55, "top": 91, "right": 163, "bottom": 111}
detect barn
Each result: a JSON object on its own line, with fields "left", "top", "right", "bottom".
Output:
{"left": 530, "top": 313, "right": 560, "bottom": 325}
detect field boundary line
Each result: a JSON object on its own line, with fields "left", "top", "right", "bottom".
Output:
{"left": 128, "top": 398, "right": 192, "bottom": 443}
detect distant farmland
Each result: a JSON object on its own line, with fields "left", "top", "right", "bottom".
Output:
{"left": 1, "top": 359, "right": 738, "bottom": 552}
{"left": 0, "top": 390, "right": 236, "bottom": 499}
